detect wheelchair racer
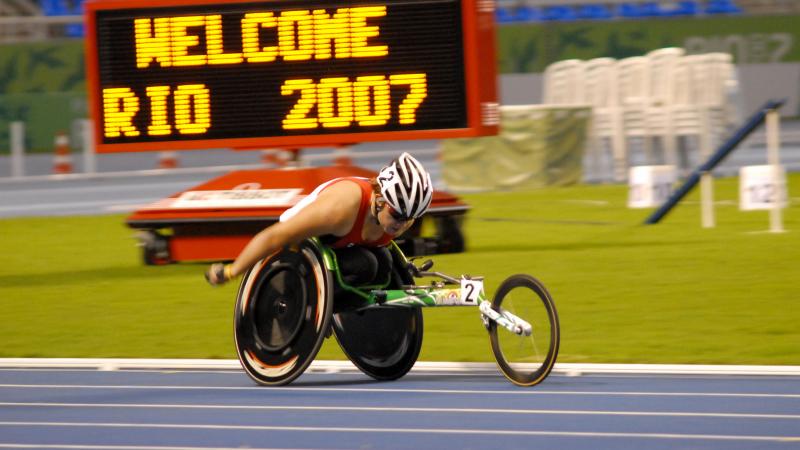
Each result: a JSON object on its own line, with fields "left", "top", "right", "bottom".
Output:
{"left": 205, "top": 152, "right": 433, "bottom": 286}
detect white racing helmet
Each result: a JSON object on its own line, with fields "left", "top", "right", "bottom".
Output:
{"left": 376, "top": 152, "right": 433, "bottom": 219}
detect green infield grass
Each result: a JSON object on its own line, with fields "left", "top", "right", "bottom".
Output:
{"left": 1, "top": 173, "right": 798, "bottom": 365}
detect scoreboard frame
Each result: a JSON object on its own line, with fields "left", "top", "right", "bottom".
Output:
{"left": 84, "top": 0, "right": 498, "bottom": 153}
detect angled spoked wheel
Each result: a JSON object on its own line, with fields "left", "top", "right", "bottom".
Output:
{"left": 489, "top": 274, "right": 560, "bottom": 387}
{"left": 234, "top": 240, "right": 334, "bottom": 386}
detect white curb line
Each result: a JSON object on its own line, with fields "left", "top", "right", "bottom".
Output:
{"left": 1, "top": 359, "right": 799, "bottom": 376}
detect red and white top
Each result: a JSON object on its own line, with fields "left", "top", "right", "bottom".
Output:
{"left": 280, "top": 177, "right": 393, "bottom": 248}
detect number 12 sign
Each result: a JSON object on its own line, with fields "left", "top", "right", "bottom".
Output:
{"left": 84, "top": 0, "right": 499, "bottom": 153}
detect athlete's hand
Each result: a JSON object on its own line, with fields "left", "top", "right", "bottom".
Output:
{"left": 205, "top": 263, "right": 232, "bottom": 286}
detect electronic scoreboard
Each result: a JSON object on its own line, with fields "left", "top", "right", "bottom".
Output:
{"left": 85, "top": 0, "right": 498, "bottom": 152}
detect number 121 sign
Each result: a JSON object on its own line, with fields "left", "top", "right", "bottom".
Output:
{"left": 84, "top": 0, "right": 499, "bottom": 153}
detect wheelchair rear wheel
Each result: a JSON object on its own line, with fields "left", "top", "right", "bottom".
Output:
{"left": 234, "top": 240, "right": 334, "bottom": 386}
{"left": 331, "top": 254, "right": 423, "bottom": 380}
{"left": 332, "top": 307, "right": 423, "bottom": 380}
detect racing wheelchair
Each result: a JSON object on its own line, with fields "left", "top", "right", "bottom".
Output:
{"left": 233, "top": 238, "right": 560, "bottom": 386}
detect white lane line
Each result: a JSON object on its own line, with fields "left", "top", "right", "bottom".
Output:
{"left": 0, "top": 199, "right": 159, "bottom": 212}
{"left": 0, "top": 421, "right": 796, "bottom": 442}
{"left": 3, "top": 359, "right": 800, "bottom": 376}
{"left": 563, "top": 199, "right": 610, "bottom": 206}
{"left": 103, "top": 204, "right": 150, "bottom": 212}
{"left": 2, "top": 181, "right": 193, "bottom": 196}
{"left": 1, "top": 402, "right": 798, "bottom": 420}
{"left": 1, "top": 384, "right": 798, "bottom": 398}
{"left": 0, "top": 446, "right": 293, "bottom": 450}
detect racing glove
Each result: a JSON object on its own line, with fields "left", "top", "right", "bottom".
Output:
{"left": 205, "top": 263, "right": 234, "bottom": 286}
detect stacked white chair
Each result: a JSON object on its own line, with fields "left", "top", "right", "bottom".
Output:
{"left": 616, "top": 56, "right": 653, "bottom": 173}
{"left": 670, "top": 52, "right": 740, "bottom": 170}
{"left": 644, "top": 47, "right": 686, "bottom": 167}
{"left": 582, "top": 57, "right": 623, "bottom": 182}
{"left": 713, "top": 53, "right": 743, "bottom": 126}
{"left": 542, "top": 59, "right": 586, "bottom": 105}
{"left": 695, "top": 52, "right": 740, "bottom": 145}
{"left": 539, "top": 49, "right": 740, "bottom": 182}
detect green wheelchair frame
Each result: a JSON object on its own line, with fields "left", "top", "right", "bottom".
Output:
{"left": 233, "top": 237, "right": 560, "bottom": 386}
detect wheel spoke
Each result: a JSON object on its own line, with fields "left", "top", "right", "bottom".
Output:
{"left": 270, "top": 316, "right": 285, "bottom": 345}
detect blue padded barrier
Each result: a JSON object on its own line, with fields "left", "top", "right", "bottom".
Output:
{"left": 41, "top": 0, "right": 84, "bottom": 37}
{"left": 40, "top": 0, "right": 69, "bottom": 15}
{"left": 637, "top": 1, "right": 663, "bottom": 17}
{"left": 494, "top": 0, "right": 718, "bottom": 24}
{"left": 496, "top": 6, "right": 516, "bottom": 23}
{"left": 660, "top": 0, "right": 700, "bottom": 16}
{"left": 617, "top": 2, "right": 646, "bottom": 18}
{"left": 515, "top": 5, "right": 540, "bottom": 22}
{"left": 576, "top": 4, "right": 613, "bottom": 20}
{"left": 540, "top": 5, "right": 577, "bottom": 21}
{"left": 706, "top": 0, "right": 743, "bottom": 14}
{"left": 496, "top": 5, "right": 540, "bottom": 23}
{"left": 617, "top": 1, "right": 666, "bottom": 18}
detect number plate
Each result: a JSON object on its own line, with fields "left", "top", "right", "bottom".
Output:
{"left": 739, "top": 165, "right": 787, "bottom": 210}
{"left": 460, "top": 277, "right": 483, "bottom": 304}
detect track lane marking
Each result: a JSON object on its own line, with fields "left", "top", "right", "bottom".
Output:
{"left": 0, "top": 402, "right": 798, "bottom": 420}
{"left": 3, "top": 181, "right": 195, "bottom": 196}
{"left": 0, "top": 199, "right": 159, "bottom": 213}
{"left": 0, "top": 421, "right": 796, "bottom": 442}
{"left": 0, "top": 446, "right": 289, "bottom": 450}
{"left": 1, "top": 384, "right": 798, "bottom": 398}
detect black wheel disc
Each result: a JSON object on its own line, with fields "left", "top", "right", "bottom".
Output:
{"left": 234, "top": 241, "right": 333, "bottom": 386}
{"left": 252, "top": 264, "right": 307, "bottom": 352}
{"left": 332, "top": 307, "right": 422, "bottom": 380}
{"left": 332, "top": 251, "right": 423, "bottom": 381}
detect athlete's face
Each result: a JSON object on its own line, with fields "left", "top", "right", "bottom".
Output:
{"left": 375, "top": 199, "right": 414, "bottom": 236}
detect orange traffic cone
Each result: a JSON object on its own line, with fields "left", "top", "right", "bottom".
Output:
{"left": 52, "top": 131, "right": 73, "bottom": 174}
{"left": 156, "top": 151, "right": 179, "bottom": 169}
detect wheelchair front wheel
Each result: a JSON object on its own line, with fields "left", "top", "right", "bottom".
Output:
{"left": 234, "top": 241, "right": 334, "bottom": 386}
{"left": 488, "top": 274, "right": 560, "bottom": 387}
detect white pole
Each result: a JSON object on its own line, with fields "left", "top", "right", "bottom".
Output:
{"left": 10, "top": 121, "right": 25, "bottom": 178}
{"left": 701, "top": 172, "right": 715, "bottom": 228}
{"left": 765, "top": 109, "right": 783, "bottom": 233}
{"left": 81, "top": 119, "right": 97, "bottom": 174}
{"left": 698, "top": 111, "right": 715, "bottom": 228}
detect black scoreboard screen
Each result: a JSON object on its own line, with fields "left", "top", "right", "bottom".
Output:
{"left": 85, "top": 0, "right": 498, "bottom": 152}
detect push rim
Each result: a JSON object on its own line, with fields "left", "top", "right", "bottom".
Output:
{"left": 234, "top": 241, "right": 333, "bottom": 386}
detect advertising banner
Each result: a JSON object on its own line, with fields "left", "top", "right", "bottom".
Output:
{"left": 441, "top": 105, "right": 590, "bottom": 191}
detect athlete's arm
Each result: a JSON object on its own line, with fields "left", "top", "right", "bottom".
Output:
{"left": 206, "top": 181, "right": 361, "bottom": 285}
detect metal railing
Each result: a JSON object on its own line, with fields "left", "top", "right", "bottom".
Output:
{"left": 0, "top": 15, "right": 81, "bottom": 43}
